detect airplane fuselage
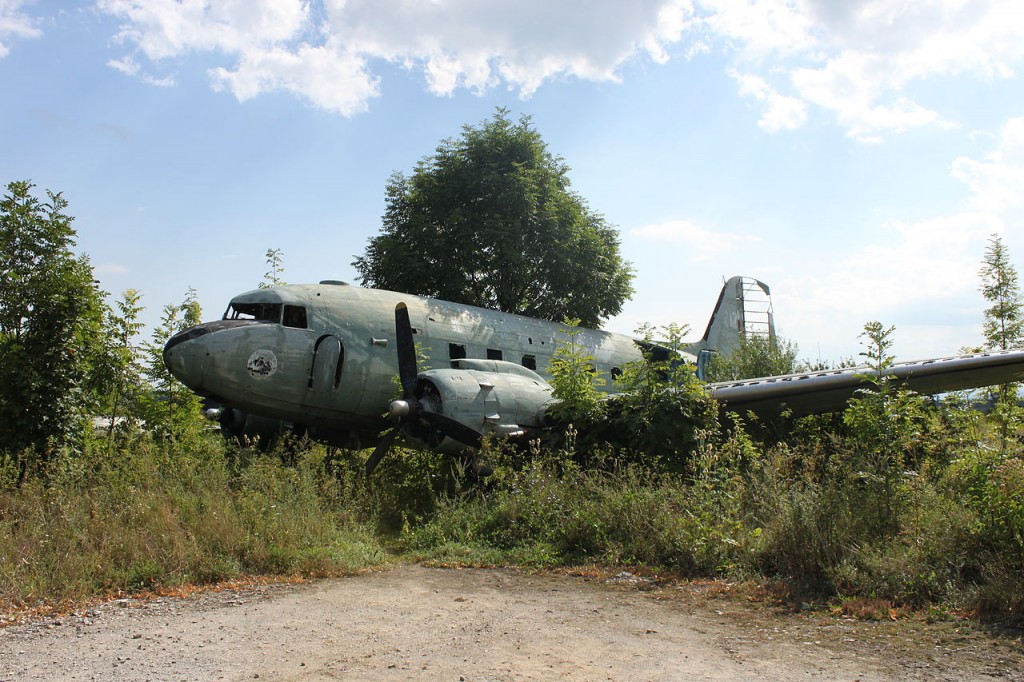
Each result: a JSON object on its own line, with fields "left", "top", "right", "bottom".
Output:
{"left": 164, "top": 280, "right": 658, "bottom": 447}
{"left": 164, "top": 276, "right": 1024, "bottom": 455}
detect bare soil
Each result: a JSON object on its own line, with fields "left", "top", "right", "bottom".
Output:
{"left": 2, "top": 564, "right": 1022, "bottom": 681}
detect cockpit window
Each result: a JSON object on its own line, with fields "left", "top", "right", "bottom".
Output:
{"left": 283, "top": 305, "right": 307, "bottom": 329}
{"left": 224, "top": 302, "right": 282, "bottom": 323}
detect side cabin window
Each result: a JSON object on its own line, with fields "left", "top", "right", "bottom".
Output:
{"left": 487, "top": 348, "right": 503, "bottom": 361}
{"left": 225, "top": 302, "right": 281, "bottom": 323}
{"left": 522, "top": 354, "right": 537, "bottom": 371}
{"left": 449, "top": 343, "right": 467, "bottom": 360}
{"left": 283, "top": 305, "right": 307, "bottom": 329}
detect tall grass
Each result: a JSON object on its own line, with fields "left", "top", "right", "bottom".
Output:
{"left": 0, "top": 432, "right": 386, "bottom": 609}
{"left": 3, "top": 399, "right": 1023, "bottom": 626}
{"left": 403, "top": 406, "right": 1024, "bottom": 624}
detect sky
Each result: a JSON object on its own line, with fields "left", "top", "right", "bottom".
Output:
{"left": 2, "top": 0, "right": 1024, "bottom": 365}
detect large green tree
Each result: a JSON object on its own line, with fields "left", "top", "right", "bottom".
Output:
{"left": 352, "top": 109, "right": 634, "bottom": 328}
{"left": 0, "top": 181, "right": 107, "bottom": 470}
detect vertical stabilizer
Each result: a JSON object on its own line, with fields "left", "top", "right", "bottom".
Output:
{"left": 691, "top": 276, "right": 775, "bottom": 357}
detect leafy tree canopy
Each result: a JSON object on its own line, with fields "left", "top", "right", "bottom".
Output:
{"left": 0, "top": 180, "right": 107, "bottom": 464}
{"left": 353, "top": 109, "right": 634, "bottom": 328}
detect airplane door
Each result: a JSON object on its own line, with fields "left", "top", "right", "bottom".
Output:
{"left": 309, "top": 335, "right": 344, "bottom": 394}
{"left": 304, "top": 332, "right": 369, "bottom": 418}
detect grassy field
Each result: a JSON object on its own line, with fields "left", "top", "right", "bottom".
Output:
{"left": 2, "top": 400, "right": 1022, "bottom": 626}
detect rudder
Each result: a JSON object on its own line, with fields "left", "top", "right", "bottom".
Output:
{"left": 693, "top": 275, "right": 775, "bottom": 357}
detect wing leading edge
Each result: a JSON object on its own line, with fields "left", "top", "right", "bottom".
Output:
{"left": 708, "top": 349, "right": 1024, "bottom": 417}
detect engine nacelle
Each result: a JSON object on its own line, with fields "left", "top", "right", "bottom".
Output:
{"left": 218, "top": 407, "right": 286, "bottom": 447}
{"left": 411, "top": 361, "right": 555, "bottom": 453}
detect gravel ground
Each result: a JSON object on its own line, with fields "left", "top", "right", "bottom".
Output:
{"left": 2, "top": 564, "right": 1022, "bottom": 681}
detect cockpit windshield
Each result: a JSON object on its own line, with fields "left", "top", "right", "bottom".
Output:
{"left": 222, "top": 301, "right": 308, "bottom": 329}
{"left": 224, "top": 301, "right": 282, "bottom": 323}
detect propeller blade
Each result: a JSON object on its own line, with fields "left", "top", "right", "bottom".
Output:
{"left": 365, "top": 427, "right": 399, "bottom": 475}
{"left": 375, "top": 303, "right": 481, "bottom": 470}
{"left": 395, "top": 303, "right": 418, "bottom": 399}
{"left": 418, "top": 411, "right": 483, "bottom": 449}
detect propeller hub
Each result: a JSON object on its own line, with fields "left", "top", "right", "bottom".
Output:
{"left": 389, "top": 399, "right": 412, "bottom": 417}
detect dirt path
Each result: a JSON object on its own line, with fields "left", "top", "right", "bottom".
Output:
{"left": 2, "top": 564, "right": 1022, "bottom": 681}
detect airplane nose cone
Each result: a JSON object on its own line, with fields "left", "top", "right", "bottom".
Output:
{"left": 163, "top": 324, "right": 212, "bottom": 392}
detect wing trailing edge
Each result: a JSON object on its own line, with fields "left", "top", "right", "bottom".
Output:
{"left": 709, "top": 349, "right": 1024, "bottom": 417}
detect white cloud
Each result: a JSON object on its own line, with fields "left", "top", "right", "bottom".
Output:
{"left": 210, "top": 44, "right": 379, "bottom": 116}
{"left": 107, "top": 55, "right": 176, "bottom": 86}
{"left": 807, "top": 0, "right": 1024, "bottom": 139}
{"left": 698, "top": 0, "right": 818, "bottom": 57}
{"left": 615, "top": 115, "right": 1024, "bottom": 361}
{"left": 99, "top": 0, "right": 311, "bottom": 59}
{"left": 952, "top": 117, "right": 1024, "bottom": 219}
{"left": 97, "top": 0, "right": 696, "bottom": 113}
{"left": 92, "top": 0, "right": 1024, "bottom": 137}
{"left": 631, "top": 219, "right": 759, "bottom": 261}
{"left": 0, "top": 0, "right": 42, "bottom": 58}
{"left": 106, "top": 55, "right": 138, "bottom": 76}
{"left": 801, "top": 0, "right": 1024, "bottom": 80}
{"left": 320, "top": 0, "right": 696, "bottom": 96}
{"left": 731, "top": 70, "right": 807, "bottom": 132}
{"left": 695, "top": 0, "right": 1024, "bottom": 141}
{"left": 790, "top": 51, "right": 955, "bottom": 142}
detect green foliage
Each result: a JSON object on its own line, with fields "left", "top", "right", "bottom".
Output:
{"left": 94, "top": 289, "right": 147, "bottom": 453}
{"left": 352, "top": 108, "right": 634, "bottom": 328}
{"left": 139, "top": 289, "right": 205, "bottom": 440}
{"left": 399, "top": 319, "right": 1023, "bottom": 620}
{"left": 857, "top": 321, "right": 896, "bottom": 379}
{"left": 843, "top": 322, "right": 927, "bottom": 533}
{"left": 541, "top": 321, "right": 718, "bottom": 465}
{"left": 979, "top": 234, "right": 1024, "bottom": 351}
{"left": 599, "top": 323, "right": 718, "bottom": 465}
{"left": 358, "top": 446, "right": 466, "bottom": 534}
{"left": 978, "top": 234, "right": 1024, "bottom": 449}
{"left": 0, "top": 181, "right": 107, "bottom": 475}
{"left": 259, "top": 247, "right": 286, "bottom": 289}
{"left": 406, "top": 440, "right": 757, "bottom": 575}
{"left": 546, "top": 318, "right": 606, "bottom": 425}
{"left": 705, "top": 333, "right": 800, "bottom": 382}
{"left": 748, "top": 445, "right": 861, "bottom": 591}
{"left": 5, "top": 389, "right": 1024, "bottom": 623}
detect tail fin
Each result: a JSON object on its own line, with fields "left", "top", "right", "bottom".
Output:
{"left": 692, "top": 276, "right": 775, "bottom": 358}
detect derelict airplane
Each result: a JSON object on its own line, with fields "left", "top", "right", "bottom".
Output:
{"left": 163, "top": 276, "right": 1024, "bottom": 472}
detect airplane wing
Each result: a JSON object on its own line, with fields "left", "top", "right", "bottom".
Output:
{"left": 708, "top": 349, "right": 1024, "bottom": 417}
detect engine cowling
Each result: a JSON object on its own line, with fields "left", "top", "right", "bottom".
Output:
{"left": 408, "top": 361, "right": 556, "bottom": 453}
